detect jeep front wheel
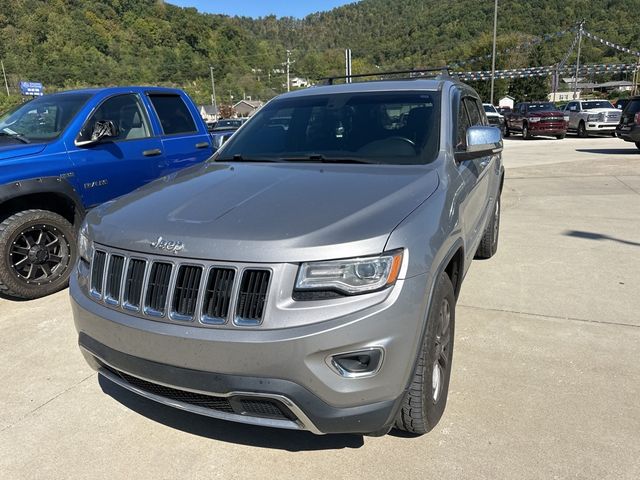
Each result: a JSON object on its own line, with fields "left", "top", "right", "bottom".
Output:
{"left": 0, "top": 210, "right": 76, "bottom": 299}
{"left": 394, "top": 272, "right": 455, "bottom": 435}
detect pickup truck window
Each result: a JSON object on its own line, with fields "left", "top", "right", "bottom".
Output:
{"left": 219, "top": 91, "right": 441, "bottom": 165}
{"left": 77, "top": 94, "right": 150, "bottom": 143}
{"left": 148, "top": 94, "right": 197, "bottom": 135}
{"left": 581, "top": 101, "right": 615, "bottom": 110}
{"left": 528, "top": 103, "right": 557, "bottom": 112}
{"left": 0, "top": 93, "right": 91, "bottom": 143}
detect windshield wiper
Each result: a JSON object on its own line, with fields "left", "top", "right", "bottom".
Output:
{"left": 216, "top": 154, "right": 281, "bottom": 162}
{"left": 0, "top": 132, "right": 31, "bottom": 144}
{"left": 279, "top": 154, "right": 374, "bottom": 164}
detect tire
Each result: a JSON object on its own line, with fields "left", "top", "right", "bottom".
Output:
{"left": 475, "top": 196, "right": 501, "bottom": 259}
{"left": 555, "top": 134, "right": 566, "bottom": 140}
{"left": 636, "top": 142, "right": 640, "bottom": 151}
{"left": 0, "top": 209, "right": 76, "bottom": 299}
{"left": 522, "top": 123, "right": 531, "bottom": 139}
{"left": 394, "top": 272, "right": 455, "bottom": 436}
{"left": 577, "top": 121, "right": 588, "bottom": 138}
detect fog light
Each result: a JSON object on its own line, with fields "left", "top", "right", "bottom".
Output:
{"left": 330, "top": 348, "right": 384, "bottom": 378}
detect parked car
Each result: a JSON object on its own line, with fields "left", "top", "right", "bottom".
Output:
{"left": 504, "top": 102, "right": 568, "bottom": 139}
{"left": 209, "top": 118, "right": 246, "bottom": 150}
{"left": 563, "top": 99, "right": 621, "bottom": 137}
{"left": 71, "top": 74, "right": 504, "bottom": 437}
{"left": 0, "top": 87, "right": 213, "bottom": 299}
{"left": 483, "top": 103, "right": 506, "bottom": 135}
{"left": 615, "top": 96, "right": 640, "bottom": 150}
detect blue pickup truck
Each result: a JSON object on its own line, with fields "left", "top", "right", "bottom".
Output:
{"left": 0, "top": 86, "right": 213, "bottom": 299}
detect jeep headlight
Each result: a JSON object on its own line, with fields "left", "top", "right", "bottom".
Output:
{"left": 78, "top": 222, "right": 93, "bottom": 263}
{"left": 295, "top": 250, "right": 403, "bottom": 296}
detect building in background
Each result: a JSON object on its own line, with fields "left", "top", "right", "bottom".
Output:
{"left": 233, "top": 99, "right": 264, "bottom": 117}
{"left": 199, "top": 104, "right": 219, "bottom": 122}
{"left": 499, "top": 95, "right": 515, "bottom": 110}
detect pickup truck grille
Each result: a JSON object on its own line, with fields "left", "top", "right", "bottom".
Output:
{"left": 89, "top": 247, "right": 271, "bottom": 327}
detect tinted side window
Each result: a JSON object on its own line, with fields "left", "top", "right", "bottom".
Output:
{"left": 463, "top": 98, "right": 484, "bottom": 126}
{"left": 624, "top": 99, "right": 640, "bottom": 115}
{"left": 148, "top": 94, "right": 197, "bottom": 135}
{"left": 78, "top": 94, "right": 150, "bottom": 142}
{"left": 456, "top": 99, "right": 471, "bottom": 150}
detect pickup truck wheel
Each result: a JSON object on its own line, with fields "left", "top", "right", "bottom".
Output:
{"left": 0, "top": 210, "right": 76, "bottom": 299}
{"left": 577, "top": 121, "right": 588, "bottom": 138}
{"left": 475, "top": 196, "right": 500, "bottom": 259}
{"left": 394, "top": 272, "right": 455, "bottom": 436}
{"left": 522, "top": 123, "right": 531, "bottom": 140}
{"left": 556, "top": 134, "right": 566, "bottom": 140}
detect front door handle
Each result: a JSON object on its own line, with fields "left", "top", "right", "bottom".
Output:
{"left": 143, "top": 148, "right": 162, "bottom": 157}
{"left": 195, "top": 142, "right": 210, "bottom": 149}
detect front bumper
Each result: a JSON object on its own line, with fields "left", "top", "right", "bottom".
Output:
{"left": 70, "top": 271, "right": 431, "bottom": 434}
{"left": 529, "top": 122, "right": 567, "bottom": 135}
{"left": 585, "top": 121, "right": 617, "bottom": 132}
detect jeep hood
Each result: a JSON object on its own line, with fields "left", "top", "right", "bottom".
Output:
{"left": 0, "top": 143, "right": 47, "bottom": 161}
{"left": 88, "top": 162, "right": 439, "bottom": 263}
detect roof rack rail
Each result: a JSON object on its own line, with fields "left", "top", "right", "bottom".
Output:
{"left": 322, "top": 67, "right": 452, "bottom": 85}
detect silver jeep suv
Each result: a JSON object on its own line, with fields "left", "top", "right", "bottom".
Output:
{"left": 71, "top": 74, "right": 504, "bottom": 436}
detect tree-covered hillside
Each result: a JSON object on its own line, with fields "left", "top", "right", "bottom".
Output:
{"left": 1, "top": 0, "right": 639, "bottom": 112}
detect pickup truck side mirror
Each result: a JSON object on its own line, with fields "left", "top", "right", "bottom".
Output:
{"left": 455, "top": 126, "right": 503, "bottom": 162}
{"left": 76, "top": 120, "right": 119, "bottom": 146}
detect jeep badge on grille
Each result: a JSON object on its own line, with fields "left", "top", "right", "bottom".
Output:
{"left": 150, "top": 236, "right": 185, "bottom": 254}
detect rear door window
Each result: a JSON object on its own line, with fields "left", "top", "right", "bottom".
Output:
{"left": 624, "top": 99, "right": 640, "bottom": 115}
{"left": 148, "top": 94, "right": 197, "bottom": 135}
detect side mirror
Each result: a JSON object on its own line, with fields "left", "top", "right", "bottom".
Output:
{"left": 456, "top": 126, "right": 503, "bottom": 161}
{"left": 76, "top": 120, "right": 119, "bottom": 146}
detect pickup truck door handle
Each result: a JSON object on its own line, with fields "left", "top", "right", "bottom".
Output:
{"left": 195, "top": 142, "right": 210, "bottom": 149}
{"left": 142, "top": 148, "right": 162, "bottom": 157}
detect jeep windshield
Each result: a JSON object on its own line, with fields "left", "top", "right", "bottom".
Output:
{"left": 217, "top": 91, "right": 441, "bottom": 165}
{"left": 0, "top": 93, "right": 91, "bottom": 143}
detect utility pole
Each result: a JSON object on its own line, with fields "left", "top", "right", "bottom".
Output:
{"left": 209, "top": 66, "right": 217, "bottom": 118}
{"left": 285, "top": 50, "right": 292, "bottom": 92}
{"left": 573, "top": 21, "right": 585, "bottom": 100}
{"left": 345, "top": 49, "right": 352, "bottom": 83}
{"left": 490, "top": 0, "right": 498, "bottom": 104}
{"left": 1, "top": 59, "right": 9, "bottom": 96}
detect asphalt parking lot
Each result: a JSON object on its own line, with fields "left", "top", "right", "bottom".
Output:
{"left": 1, "top": 135, "right": 639, "bottom": 479}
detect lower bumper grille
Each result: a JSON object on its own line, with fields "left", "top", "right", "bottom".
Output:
{"left": 103, "top": 366, "right": 294, "bottom": 421}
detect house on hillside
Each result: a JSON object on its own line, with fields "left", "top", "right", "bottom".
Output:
{"left": 233, "top": 99, "right": 264, "bottom": 117}
{"left": 199, "top": 105, "right": 219, "bottom": 122}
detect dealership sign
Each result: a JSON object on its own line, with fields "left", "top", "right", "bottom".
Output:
{"left": 19, "top": 81, "right": 44, "bottom": 96}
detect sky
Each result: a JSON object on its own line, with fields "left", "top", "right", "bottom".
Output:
{"left": 168, "top": 1, "right": 359, "bottom": 18}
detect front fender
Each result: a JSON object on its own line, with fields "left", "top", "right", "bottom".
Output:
{"left": 0, "top": 176, "right": 85, "bottom": 225}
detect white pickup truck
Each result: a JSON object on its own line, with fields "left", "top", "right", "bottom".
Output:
{"left": 563, "top": 100, "right": 622, "bottom": 137}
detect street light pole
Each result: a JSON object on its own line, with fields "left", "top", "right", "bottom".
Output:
{"left": 209, "top": 66, "right": 217, "bottom": 118}
{"left": 1, "top": 59, "right": 9, "bottom": 96}
{"left": 573, "top": 21, "right": 585, "bottom": 100}
{"left": 490, "top": 0, "right": 498, "bottom": 105}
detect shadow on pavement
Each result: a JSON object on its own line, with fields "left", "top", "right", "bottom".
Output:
{"left": 575, "top": 148, "right": 640, "bottom": 155}
{"left": 565, "top": 230, "right": 640, "bottom": 247}
{"left": 99, "top": 375, "right": 365, "bottom": 451}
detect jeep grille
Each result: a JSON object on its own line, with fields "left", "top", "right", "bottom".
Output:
{"left": 89, "top": 248, "right": 271, "bottom": 326}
